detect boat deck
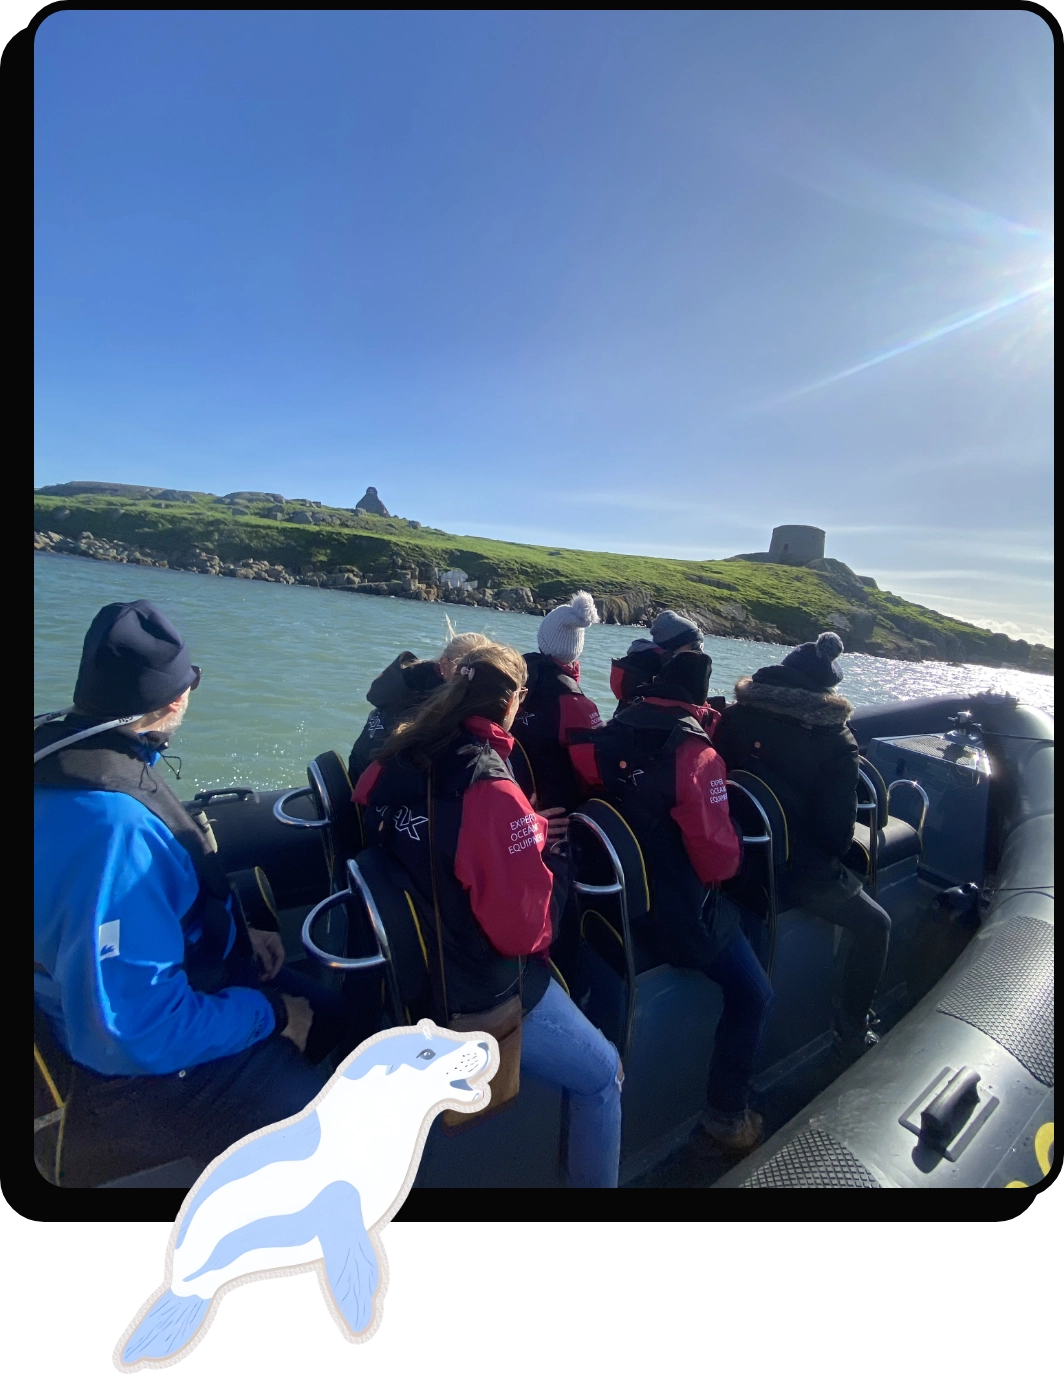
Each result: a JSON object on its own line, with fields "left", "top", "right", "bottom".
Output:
{"left": 626, "top": 877, "right": 977, "bottom": 1187}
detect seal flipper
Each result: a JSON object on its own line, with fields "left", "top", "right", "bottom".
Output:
{"left": 120, "top": 1290, "right": 210, "bottom": 1365}
{"left": 316, "top": 1182, "right": 379, "bottom": 1336}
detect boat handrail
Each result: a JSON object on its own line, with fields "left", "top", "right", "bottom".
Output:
{"left": 568, "top": 810, "right": 638, "bottom": 1062}
{"left": 301, "top": 884, "right": 388, "bottom": 972}
{"left": 886, "top": 778, "right": 930, "bottom": 837}
{"left": 856, "top": 768, "right": 881, "bottom": 896}
{"left": 273, "top": 786, "right": 331, "bottom": 829}
{"left": 725, "top": 778, "right": 778, "bottom": 978}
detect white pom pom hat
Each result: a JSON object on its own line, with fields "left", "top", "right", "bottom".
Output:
{"left": 537, "top": 590, "right": 600, "bottom": 664}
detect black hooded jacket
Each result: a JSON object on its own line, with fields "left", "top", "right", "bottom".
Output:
{"left": 348, "top": 653, "right": 444, "bottom": 784}
{"left": 713, "top": 666, "right": 861, "bottom": 890}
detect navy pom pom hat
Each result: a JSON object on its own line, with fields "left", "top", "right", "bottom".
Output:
{"left": 781, "top": 631, "right": 845, "bottom": 689}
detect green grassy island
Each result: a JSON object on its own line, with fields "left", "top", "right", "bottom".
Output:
{"left": 34, "top": 482, "right": 1051, "bottom": 675}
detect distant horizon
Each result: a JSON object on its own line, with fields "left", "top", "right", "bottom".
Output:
{"left": 34, "top": 12, "right": 1054, "bottom": 645}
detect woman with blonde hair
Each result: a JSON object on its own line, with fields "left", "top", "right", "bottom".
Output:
{"left": 438, "top": 615, "right": 492, "bottom": 679}
{"left": 354, "top": 641, "right": 622, "bottom": 1187}
{"left": 347, "top": 620, "right": 493, "bottom": 784}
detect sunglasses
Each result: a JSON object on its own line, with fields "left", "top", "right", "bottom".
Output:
{"left": 189, "top": 665, "right": 202, "bottom": 691}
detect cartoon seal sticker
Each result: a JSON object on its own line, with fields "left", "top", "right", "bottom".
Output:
{"left": 114, "top": 1021, "right": 497, "bottom": 1369}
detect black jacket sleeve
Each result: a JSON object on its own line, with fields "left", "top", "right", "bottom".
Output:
{"left": 813, "top": 732, "right": 860, "bottom": 858}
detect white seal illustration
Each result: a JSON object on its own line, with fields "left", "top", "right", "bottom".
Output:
{"left": 114, "top": 1020, "right": 497, "bottom": 1369}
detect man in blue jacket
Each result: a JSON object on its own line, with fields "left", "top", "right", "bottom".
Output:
{"left": 34, "top": 599, "right": 331, "bottom": 1186}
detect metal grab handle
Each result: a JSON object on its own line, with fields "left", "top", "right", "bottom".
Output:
{"left": 301, "top": 887, "right": 387, "bottom": 971}
{"left": 887, "top": 778, "right": 930, "bottom": 836}
{"left": 856, "top": 768, "right": 881, "bottom": 897}
{"left": 193, "top": 787, "right": 254, "bottom": 805}
{"left": 725, "top": 779, "right": 778, "bottom": 976}
{"left": 273, "top": 787, "right": 330, "bottom": 828}
{"left": 568, "top": 811, "right": 638, "bottom": 1062}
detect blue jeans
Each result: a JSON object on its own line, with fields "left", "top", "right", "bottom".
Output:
{"left": 703, "top": 932, "right": 775, "bottom": 1117}
{"left": 520, "top": 978, "right": 623, "bottom": 1188}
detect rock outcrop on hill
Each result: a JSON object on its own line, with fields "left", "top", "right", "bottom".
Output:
{"left": 354, "top": 486, "right": 390, "bottom": 516}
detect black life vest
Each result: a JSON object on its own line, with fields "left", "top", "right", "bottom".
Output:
{"left": 509, "top": 651, "right": 585, "bottom": 810}
{"left": 363, "top": 729, "right": 540, "bottom": 1017}
{"left": 571, "top": 701, "right": 711, "bottom": 937}
{"left": 33, "top": 717, "right": 255, "bottom": 995}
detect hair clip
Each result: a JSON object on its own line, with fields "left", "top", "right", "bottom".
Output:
{"left": 460, "top": 665, "right": 475, "bottom": 680}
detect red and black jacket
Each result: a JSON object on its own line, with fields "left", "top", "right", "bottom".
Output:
{"left": 570, "top": 698, "right": 741, "bottom": 952}
{"left": 609, "top": 644, "right": 665, "bottom": 717}
{"left": 509, "top": 652, "right": 604, "bottom": 811}
{"left": 609, "top": 646, "right": 727, "bottom": 722}
{"left": 354, "top": 718, "right": 553, "bottom": 1017}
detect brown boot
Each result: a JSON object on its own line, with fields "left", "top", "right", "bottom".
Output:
{"left": 701, "top": 1107, "right": 764, "bottom": 1156}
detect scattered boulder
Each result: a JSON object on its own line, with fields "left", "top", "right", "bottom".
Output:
{"left": 218, "top": 491, "right": 284, "bottom": 505}
{"left": 35, "top": 481, "right": 211, "bottom": 501}
{"left": 494, "top": 586, "right": 535, "bottom": 610}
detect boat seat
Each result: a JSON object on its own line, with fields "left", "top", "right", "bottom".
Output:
{"left": 723, "top": 770, "right": 790, "bottom": 976}
{"left": 34, "top": 1006, "right": 70, "bottom": 1185}
{"left": 228, "top": 864, "right": 282, "bottom": 933}
{"left": 579, "top": 907, "right": 662, "bottom": 978}
{"left": 273, "top": 750, "right": 367, "bottom": 891}
{"left": 34, "top": 1006, "right": 209, "bottom": 1189}
{"left": 301, "top": 846, "right": 433, "bottom": 1026}
{"left": 567, "top": 798, "right": 653, "bottom": 1060}
{"left": 850, "top": 759, "right": 927, "bottom": 895}
{"left": 850, "top": 817, "right": 922, "bottom": 873}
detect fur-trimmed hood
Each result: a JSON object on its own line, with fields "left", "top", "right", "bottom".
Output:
{"left": 733, "top": 676, "right": 854, "bottom": 728}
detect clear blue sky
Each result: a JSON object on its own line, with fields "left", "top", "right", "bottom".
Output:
{"left": 34, "top": 10, "right": 1054, "bottom": 644}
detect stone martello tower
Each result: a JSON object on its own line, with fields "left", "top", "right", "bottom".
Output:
{"left": 767, "top": 525, "right": 825, "bottom": 567}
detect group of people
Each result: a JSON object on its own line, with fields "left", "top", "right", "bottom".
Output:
{"left": 34, "top": 591, "right": 891, "bottom": 1190}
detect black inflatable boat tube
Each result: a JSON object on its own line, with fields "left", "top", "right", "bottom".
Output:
{"left": 715, "top": 703, "right": 1054, "bottom": 1190}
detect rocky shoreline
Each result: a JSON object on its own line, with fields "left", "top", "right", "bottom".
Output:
{"left": 33, "top": 528, "right": 1053, "bottom": 674}
{"left": 33, "top": 528, "right": 793, "bottom": 635}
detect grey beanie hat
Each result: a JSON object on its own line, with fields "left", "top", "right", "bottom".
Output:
{"left": 538, "top": 590, "right": 600, "bottom": 663}
{"left": 650, "top": 610, "right": 703, "bottom": 653}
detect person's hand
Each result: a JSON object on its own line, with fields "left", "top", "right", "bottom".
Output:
{"left": 538, "top": 806, "right": 569, "bottom": 845}
{"left": 279, "top": 994, "right": 313, "bottom": 1053}
{"left": 248, "top": 928, "right": 286, "bottom": 982}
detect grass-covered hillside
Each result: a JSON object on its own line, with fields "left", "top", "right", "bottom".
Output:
{"left": 33, "top": 484, "right": 1051, "bottom": 674}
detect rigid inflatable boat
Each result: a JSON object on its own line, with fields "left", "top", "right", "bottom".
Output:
{"left": 33, "top": 692, "right": 1053, "bottom": 1191}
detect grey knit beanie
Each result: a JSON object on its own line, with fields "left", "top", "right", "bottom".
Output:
{"left": 650, "top": 610, "right": 703, "bottom": 653}
{"left": 537, "top": 590, "right": 600, "bottom": 663}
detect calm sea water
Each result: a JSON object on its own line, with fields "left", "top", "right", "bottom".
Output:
{"left": 35, "top": 553, "right": 1054, "bottom": 802}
